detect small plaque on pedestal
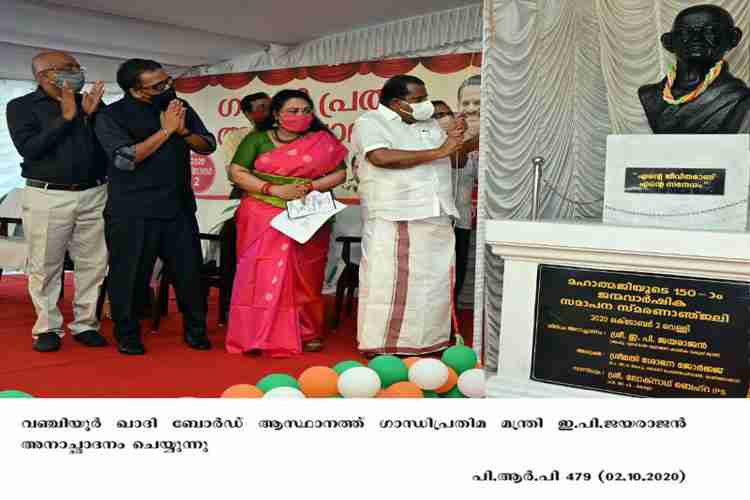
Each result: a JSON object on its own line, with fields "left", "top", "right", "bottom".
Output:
{"left": 603, "top": 135, "right": 750, "bottom": 231}
{"left": 532, "top": 265, "right": 750, "bottom": 397}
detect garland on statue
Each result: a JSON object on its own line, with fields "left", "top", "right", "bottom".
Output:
{"left": 662, "top": 59, "right": 725, "bottom": 106}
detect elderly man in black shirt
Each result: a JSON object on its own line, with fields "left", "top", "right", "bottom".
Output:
{"left": 95, "top": 59, "right": 216, "bottom": 355}
{"left": 6, "top": 51, "right": 108, "bottom": 353}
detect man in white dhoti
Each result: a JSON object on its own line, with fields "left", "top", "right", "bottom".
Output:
{"left": 352, "top": 74, "right": 466, "bottom": 356}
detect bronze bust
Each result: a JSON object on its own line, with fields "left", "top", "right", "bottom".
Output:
{"left": 639, "top": 4, "right": 750, "bottom": 133}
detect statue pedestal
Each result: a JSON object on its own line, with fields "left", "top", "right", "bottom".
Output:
{"left": 485, "top": 219, "right": 750, "bottom": 398}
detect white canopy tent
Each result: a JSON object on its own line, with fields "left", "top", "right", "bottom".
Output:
{"left": 1, "top": 0, "right": 481, "bottom": 82}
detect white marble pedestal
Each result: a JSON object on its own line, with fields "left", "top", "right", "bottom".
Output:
{"left": 485, "top": 219, "right": 750, "bottom": 398}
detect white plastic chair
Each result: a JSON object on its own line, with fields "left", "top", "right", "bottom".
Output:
{"left": 0, "top": 188, "right": 26, "bottom": 279}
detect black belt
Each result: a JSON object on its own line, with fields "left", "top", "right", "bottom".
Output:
{"left": 27, "top": 179, "right": 106, "bottom": 191}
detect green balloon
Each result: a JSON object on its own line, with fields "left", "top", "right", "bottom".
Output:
{"left": 0, "top": 390, "right": 33, "bottom": 398}
{"left": 256, "top": 373, "right": 300, "bottom": 393}
{"left": 440, "top": 386, "right": 467, "bottom": 398}
{"left": 333, "top": 360, "right": 363, "bottom": 376}
{"left": 422, "top": 390, "right": 439, "bottom": 398}
{"left": 442, "top": 345, "right": 477, "bottom": 375}
{"left": 368, "top": 355, "right": 408, "bottom": 388}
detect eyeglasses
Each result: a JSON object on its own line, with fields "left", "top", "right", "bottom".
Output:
{"left": 141, "top": 77, "right": 173, "bottom": 92}
{"left": 37, "top": 65, "right": 85, "bottom": 76}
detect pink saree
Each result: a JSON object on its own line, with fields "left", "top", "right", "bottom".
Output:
{"left": 226, "top": 131, "right": 348, "bottom": 357}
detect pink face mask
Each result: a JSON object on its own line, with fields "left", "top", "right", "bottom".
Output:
{"left": 280, "top": 113, "right": 314, "bottom": 133}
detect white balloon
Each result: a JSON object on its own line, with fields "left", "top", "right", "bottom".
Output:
{"left": 408, "top": 358, "right": 449, "bottom": 390}
{"left": 263, "top": 387, "right": 306, "bottom": 398}
{"left": 457, "top": 369, "right": 486, "bottom": 398}
{"left": 337, "top": 366, "right": 381, "bottom": 398}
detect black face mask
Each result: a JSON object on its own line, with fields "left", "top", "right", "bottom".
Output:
{"left": 150, "top": 87, "right": 177, "bottom": 110}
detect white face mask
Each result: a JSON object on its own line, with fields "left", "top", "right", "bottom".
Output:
{"left": 403, "top": 100, "right": 435, "bottom": 121}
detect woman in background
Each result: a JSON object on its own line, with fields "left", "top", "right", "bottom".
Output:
{"left": 226, "top": 89, "right": 348, "bottom": 357}
{"left": 432, "top": 97, "right": 479, "bottom": 317}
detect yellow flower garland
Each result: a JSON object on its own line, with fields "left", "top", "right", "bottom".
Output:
{"left": 662, "top": 59, "right": 724, "bottom": 106}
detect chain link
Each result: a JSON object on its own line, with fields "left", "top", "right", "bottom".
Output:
{"left": 541, "top": 178, "right": 604, "bottom": 206}
{"left": 604, "top": 199, "right": 747, "bottom": 218}
{"left": 539, "top": 177, "right": 746, "bottom": 217}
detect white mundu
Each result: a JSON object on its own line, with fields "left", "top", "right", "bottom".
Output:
{"left": 352, "top": 105, "right": 458, "bottom": 356}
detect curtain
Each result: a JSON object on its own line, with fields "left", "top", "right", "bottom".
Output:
{"left": 477, "top": 0, "right": 750, "bottom": 370}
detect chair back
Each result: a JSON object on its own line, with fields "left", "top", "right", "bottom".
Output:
{"left": 0, "top": 188, "right": 27, "bottom": 271}
{"left": 0, "top": 188, "right": 22, "bottom": 219}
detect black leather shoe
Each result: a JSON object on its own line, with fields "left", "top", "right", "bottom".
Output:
{"left": 33, "top": 332, "right": 61, "bottom": 352}
{"left": 117, "top": 339, "right": 145, "bottom": 355}
{"left": 184, "top": 334, "right": 211, "bottom": 350}
{"left": 73, "top": 330, "right": 109, "bottom": 347}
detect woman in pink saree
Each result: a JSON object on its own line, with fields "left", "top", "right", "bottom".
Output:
{"left": 226, "top": 90, "right": 348, "bottom": 357}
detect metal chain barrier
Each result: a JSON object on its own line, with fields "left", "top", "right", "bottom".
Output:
{"left": 541, "top": 178, "right": 604, "bottom": 207}
{"left": 529, "top": 157, "right": 746, "bottom": 218}
{"left": 604, "top": 199, "right": 747, "bottom": 218}
{"left": 528, "top": 157, "right": 603, "bottom": 218}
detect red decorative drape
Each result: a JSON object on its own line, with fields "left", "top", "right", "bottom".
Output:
{"left": 421, "top": 54, "right": 474, "bottom": 74}
{"left": 306, "top": 63, "right": 360, "bottom": 83}
{"left": 258, "top": 68, "right": 299, "bottom": 86}
{"left": 174, "top": 76, "right": 211, "bottom": 93}
{"left": 368, "top": 58, "right": 420, "bottom": 78}
{"left": 219, "top": 72, "right": 255, "bottom": 89}
{"left": 174, "top": 53, "right": 482, "bottom": 93}
{"left": 174, "top": 73, "right": 254, "bottom": 93}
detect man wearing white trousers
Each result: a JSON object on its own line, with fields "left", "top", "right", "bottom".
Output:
{"left": 352, "top": 75, "right": 467, "bottom": 357}
{"left": 6, "top": 51, "right": 109, "bottom": 352}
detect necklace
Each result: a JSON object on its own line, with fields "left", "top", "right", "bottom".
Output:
{"left": 273, "top": 129, "right": 299, "bottom": 144}
{"left": 662, "top": 59, "right": 724, "bottom": 106}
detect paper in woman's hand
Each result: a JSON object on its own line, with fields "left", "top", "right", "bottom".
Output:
{"left": 286, "top": 191, "right": 336, "bottom": 220}
{"left": 271, "top": 191, "right": 346, "bottom": 244}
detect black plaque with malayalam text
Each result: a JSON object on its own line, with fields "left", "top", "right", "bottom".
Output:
{"left": 624, "top": 167, "right": 725, "bottom": 195}
{"left": 531, "top": 265, "right": 750, "bottom": 397}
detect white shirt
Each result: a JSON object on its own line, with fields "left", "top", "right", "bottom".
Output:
{"left": 351, "top": 105, "right": 458, "bottom": 222}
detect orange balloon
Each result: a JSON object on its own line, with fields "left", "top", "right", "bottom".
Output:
{"left": 298, "top": 366, "right": 339, "bottom": 398}
{"left": 379, "top": 381, "right": 423, "bottom": 398}
{"left": 221, "top": 384, "right": 263, "bottom": 398}
{"left": 435, "top": 367, "right": 458, "bottom": 394}
{"left": 402, "top": 357, "right": 421, "bottom": 369}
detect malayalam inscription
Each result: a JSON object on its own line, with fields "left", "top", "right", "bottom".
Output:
{"left": 624, "top": 168, "right": 725, "bottom": 195}
{"left": 531, "top": 265, "right": 750, "bottom": 397}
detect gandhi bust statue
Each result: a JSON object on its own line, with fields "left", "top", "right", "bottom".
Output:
{"left": 639, "top": 4, "right": 750, "bottom": 133}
